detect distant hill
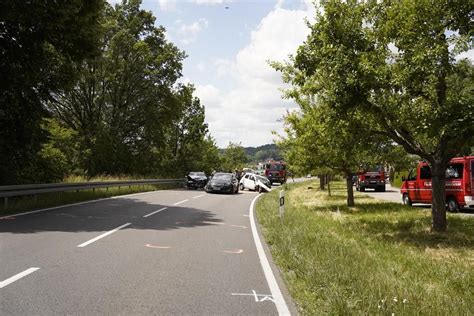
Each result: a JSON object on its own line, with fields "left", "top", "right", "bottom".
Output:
{"left": 219, "top": 143, "right": 283, "bottom": 164}
{"left": 244, "top": 144, "right": 283, "bottom": 163}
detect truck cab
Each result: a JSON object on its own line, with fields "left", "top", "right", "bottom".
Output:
{"left": 263, "top": 160, "right": 287, "bottom": 185}
{"left": 400, "top": 156, "right": 474, "bottom": 211}
{"left": 356, "top": 166, "right": 386, "bottom": 192}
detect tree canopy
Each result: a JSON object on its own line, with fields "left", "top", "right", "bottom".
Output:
{"left": 274, "top": 0, "right": 474, "bottom": 231}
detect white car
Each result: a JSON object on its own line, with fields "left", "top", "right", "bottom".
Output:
{"left": 239, "top": 173, "right": 272, "bottom": 193}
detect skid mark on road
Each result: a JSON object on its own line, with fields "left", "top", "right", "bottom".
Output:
{"left": 232, "top": 290, "right": 275, "bottom": 303}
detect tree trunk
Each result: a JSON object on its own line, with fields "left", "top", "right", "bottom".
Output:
{"left": 319, "top": 174, "right": 325, "bottom": 190}
{"left": 430, "top": 160, "right": 447, "bottom": 232}
{"left": 327, "top": 176, "right": 331, "bottom": 197}
{"left": 346, "top": 174, "right": 355, "bottom": 207}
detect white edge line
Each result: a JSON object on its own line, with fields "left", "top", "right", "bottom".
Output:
{"left": 0, "top": 190, "right": 163, "bottom": 220}
{"left": 173, "top": 199, "right": 189, "bottom": 206}
{"left": 249, "top": 194, "right": 291, "bottom": 315}
{"left": 143, "top": 207, "right": 168, "bottom": 218}
{"left": 0, "top": 267, "right": 40, "bottom": 289}
{"left": 192, "top": 194, "right": 205, "bottom": 199}
{"left": 77, "top": 223, "right": 131, "bottom": 248}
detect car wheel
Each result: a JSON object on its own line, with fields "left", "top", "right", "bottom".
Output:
{"left": 239, "top": 183, "right": 244, "bottom": 191}
{"left": 402, "top": 193, "right": 412, "bottom": 206}
{"left": 447, "top": 197, "right": 459, "bottom": 212}
{"left": 258, "top": 186, "right": 264, "bottom": 193}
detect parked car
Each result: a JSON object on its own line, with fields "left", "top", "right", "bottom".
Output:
{"left": 205, "top": 172, "right": 239, "bottom": 194}
{"left": 186, "top": 171, "right": 208, "bottom": 189}
{"left": 400, "top": 156, "right": 474, "bottom": 211}
{"left": 239, "top": 173, "right": 272, "bottom": 193}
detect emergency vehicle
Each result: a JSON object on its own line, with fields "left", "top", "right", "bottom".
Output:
{"left": 355, "top": 166, "right": 386, "bottom": 192}
{"left": 263, "top": 160, "right": 287, "bottom": 185}
{"left": 400, "top": 156, "right": 474, "bottom": 211}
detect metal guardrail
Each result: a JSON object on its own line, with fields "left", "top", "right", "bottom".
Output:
{"left": 0, "top": 179, "right": 184, "bottom": 209}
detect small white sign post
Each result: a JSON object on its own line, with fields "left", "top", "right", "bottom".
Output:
{"left": 279, "top": 190, "right": 285, "bottom": 218}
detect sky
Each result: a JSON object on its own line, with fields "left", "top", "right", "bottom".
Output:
{"left": 133, "top": 0, "right": 315, "bottom": 148}
{"left": 110, "top": 0, "right": 473, "bottom": 148}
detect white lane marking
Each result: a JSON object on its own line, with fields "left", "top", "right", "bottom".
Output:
{"left": 173, "top": 199, "right": 189, "bottom": 206}
{"left": 193, "top": 194, "right": 205, "bottom": 199}
{"left": 230, "top": 224, "right": 247, "bottom": 229}
{"left": 145, "top": 244, "right": 171, "bottom": 249}
{"left": 223, "top": 249, "right": 244, "bottom": 254}
{"left": 0, "top": 268, "right": 40, "bottom": 289}
{"left": 0, "top": 190, "right": 165, "bottom": 220}
{"left": 249, "top": 195, "right": 291, "bottom": 315}
{"left": 201, "top": 221, "right": 225, "bottom": 225}
{"left": 143, "top": 207, "right": 168, "bottom": 218}
{"left": 77, "top": 223, "right": 131, "bottom": 248}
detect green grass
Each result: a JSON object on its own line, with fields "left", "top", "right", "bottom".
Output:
{"left": 0, "top": 183, "right": 181, "bottom": 216}
{"left": 256, "top": 181, "right": 473, "bottom": 315}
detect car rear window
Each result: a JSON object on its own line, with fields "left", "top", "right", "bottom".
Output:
{"left": 446, "top": 163, "right": 463, "bottom": 179}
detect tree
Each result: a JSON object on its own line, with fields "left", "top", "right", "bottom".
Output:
{"left": 221, "top": 142, "right": 248, "bottom": 172}
{"left": 47, "top": 1, "right": 186, "bottom": 177}
{"left": 276, "top": 0, "right": 474, "bottom": 231}
{"left": 0, "top": 0, "right": 104, "bottom": 184}
{"left": 277, "top": 97, "right": 391, "bottom": 207}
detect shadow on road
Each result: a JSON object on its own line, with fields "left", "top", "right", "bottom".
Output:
{"left": 0, "top": 196, "right": 225, "bottom": 234}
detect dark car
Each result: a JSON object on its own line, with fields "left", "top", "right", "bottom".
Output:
{"left": 205, "top": 172, "right": 239, "bottom": 194}
{"left": 186, "top": 171, "right": 208, "bottom": 189}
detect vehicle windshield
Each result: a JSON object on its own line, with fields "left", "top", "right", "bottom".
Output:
{"left": 257, "top": 176, "right": 268, "bottom": 182}
{"left": 190, "top": 172, "right": 206, "bottom": 176}
{"left": 267, "top": 164, "right": 285, "bottom": 171}
{"left": 212, "top": 174, "right": 231, "bottom": 180}
{"left": 366, "top": 166, "right": 384, "bottom": 172}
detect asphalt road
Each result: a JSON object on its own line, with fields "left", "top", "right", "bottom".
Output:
{"left": 361, "top": 184, "right": 474, "bottom": 216}
{"left": 0, "top": 189, "right": 295, "bottom": 315}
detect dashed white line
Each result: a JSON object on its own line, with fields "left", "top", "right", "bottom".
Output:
{"left": 143, "top": 207, "right": 168, "bottom": 218}
{"left": 77, "top": 223, "right": 131, "bottom": 248}
{"left": 192, "top": 194, "right": 205, "bottom": 199}
{"left": 0, "top": 268, "right": 40, "bottom": 289}
{"left": 249, "top": 195, "right": 290, "bottom": 315}
{"left": 173, "top": 199, "right": 189, "bottom": 206}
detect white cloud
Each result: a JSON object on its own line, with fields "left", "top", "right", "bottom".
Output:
{"left": 195, "top": 5, "right": 314, "bottom": 147}
{"left": 191, "top": 0, "right": 232, "bottom": 4}
{"left": 174, "top": 18, "right": 209, "bottom": 45}
{"left": 157, "top": 0, "right": 177, "bottom": 11}
{"left": 455, "top": 49, "right": 474, "bottom": 62}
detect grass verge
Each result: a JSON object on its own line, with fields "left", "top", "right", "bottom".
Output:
{"left": 0, "top": 183, "right": 181, "bottom": 216}
{"left": 256, "top": 180, "right": 473, "bottom": 315}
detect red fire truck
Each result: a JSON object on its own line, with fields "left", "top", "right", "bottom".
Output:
{"left": 263, "top": 160, "right": 287, "bottom": 185}
{"left": 400, "top": 156, "right": 474, "bottom": 211}
{"left": 356, "top": 166, "right": 386, "bottom": 192}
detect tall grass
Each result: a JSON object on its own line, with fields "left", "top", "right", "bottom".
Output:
{"left": 257, "top": 181, "right": 473, "bottom": 315}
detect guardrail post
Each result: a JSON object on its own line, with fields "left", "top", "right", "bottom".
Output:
{"left": 34, "top": 194, "right": 37, "bottom": 205}
{"left": 4, "top": 197, "right": 8, "bottom": 210}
